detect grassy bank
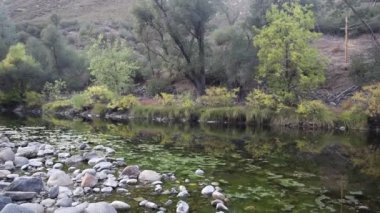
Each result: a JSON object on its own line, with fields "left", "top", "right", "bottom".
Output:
{"left": 41, "top": 85, "right": 380, "bottom": 130}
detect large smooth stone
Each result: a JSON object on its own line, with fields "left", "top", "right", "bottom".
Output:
{"left": 20, "top": 203, "right": 44, "bottom": 213}
{"left": 201, "top": 185, "right": 215, "bottom": 195}
{"left": 65, "top": 155, "right": 83, "bottom": 165}
{"left": 138, "top": 170, "right": 161, "bottom": 183}
{"left": 85, "top": 202, "right": 117, "bottom": 213}
{"left": 81, "top": 173, "right": 98, "bottom": 188}
{"left": 16, "top": 147, "right": 38, "bottom": 158}
{"left": 0, "top": 196, "right": 11, "bottom": 210}
{"left": 121, "top": 165, "right": 140, "bottom": 178}
{"left": 110, "top": 201, "right": 130, "bottom": 211}
{"left": 0, "top": 204, "right": 34, "bottom": 213}
{"left": 0, "top": 148, "right": 15, "bottom": 163}
{"left": 6, "top": 177, "right": 44, "bottom": 193}
{"left": 0, "top": 170, "right": 10, "bottom": 178}
{"left": 176, "top": 201, "right": 189, "bottom": 213}
{"left": 47, "top": 170, "right": 73, "bottom": 187}
{"left": 93, "top": 162, "right": 113, "bottom": 171}
{"left": 14, "top": 157, "right": 29, "bottom": 168}
{"left": 54, "top": 207, "right": 82, "bottom": 213}
{"left": 1, "top": 192, "right": 36, "bottom": 201}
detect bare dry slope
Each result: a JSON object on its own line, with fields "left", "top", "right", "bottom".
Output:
{"left": 3, "top": 0, "right": 136, "bottom": 23}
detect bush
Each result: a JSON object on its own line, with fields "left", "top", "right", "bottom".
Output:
{"left": 296, "top": 100, "right": 335, "bottom": 128}
{"left": 84, "top": 85, "right": 115, "bottom": 104}
{"left": 146, "top": 78, "right": 173, "bottom": 96}
{"left": 158, "top": 93, "right": 176, "bottom": 106}
{"left": 351, "top": 47, "right": 380, "bottom": 84}
{"left": 25, "top": 91, "right": 43, "bottom": 108}
{"left": 339, "top": 106, "right": 368, "bottom": 129}
{"left": 108, "top": 95, "right": 139, "bottom": 111}
{"left": 246, "top": 89, "right": 278, "bottom": 110}
{"left": 199, "top": 87, "right": 238, "bottom": 107}
{"left": 92, "top": 103, "right": 107, "bottom": 115}
{"left": 351, "top": 84, "right": 380, "bottom": 118}
{"left": 70, "top": 93, "right": 91, "bottom": 110}
{"left": 43, "top": 99, "right": 72, "bottom": 112}
{"left": 42, "top": 80, "right": 67, "bottom": 101}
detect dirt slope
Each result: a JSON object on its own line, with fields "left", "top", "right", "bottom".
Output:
{"left": 3, "top": 0, "right": 136, "bottom": 23}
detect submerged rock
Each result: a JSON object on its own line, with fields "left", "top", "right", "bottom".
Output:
{"left": 1, "top": 203, "right": 34, "bottom": 213}
{"left": 176, "top": 201, "right": 189, "bottom": 213}
{"left": 47, "top": 170, "right": 73, "bottom": 187}
{"left": 201, "top": 185, "right": 215, "bottom": 195}
{"left": 138, "top": 170, "right": 161, "bottom": 183}
{"left": 86, "top": 202, "right": 117, "bottom": 213}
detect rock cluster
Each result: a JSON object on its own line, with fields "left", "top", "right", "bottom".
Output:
{"left": 0, "top": 129, "right": 230, "bottom": 213}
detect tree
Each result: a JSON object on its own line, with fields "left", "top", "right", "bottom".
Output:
{"left": 254, "top": 3, "right": 326, "bottom": 103}
{"left": 0, "top": 43, "right": 43, "bottom": 104}
{"left": 133, "top": 0, "right": 216, "bottom": 96}
{"left": 0, "top": 8, "right": 16, "bottom": 59}
{"left": 40, "top": 15, "right": 89, "bottom": 90}
{"left": 87, "top": 35, "right": 139, "bottom": 95}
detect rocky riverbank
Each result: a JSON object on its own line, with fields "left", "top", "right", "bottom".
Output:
{"left": 0, "top": 129, "right": 230, "bottom": 213}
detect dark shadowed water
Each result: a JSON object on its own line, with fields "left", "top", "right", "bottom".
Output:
{"left": 0, "top": 113, "right": 379, "bottom": 212}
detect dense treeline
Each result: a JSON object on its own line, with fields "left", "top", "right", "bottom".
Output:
{"left": 0, "top": 0, "right": 379, "bottom": 128}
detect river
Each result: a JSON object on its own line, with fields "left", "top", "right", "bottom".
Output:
{"left": 0, "top": 113, "right": 379, "bottom": 212}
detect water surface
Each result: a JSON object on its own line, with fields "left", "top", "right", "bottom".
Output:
{"left": 0, "top": 114, "right": 379, "bottom": 212}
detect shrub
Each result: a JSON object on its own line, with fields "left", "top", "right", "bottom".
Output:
{"left": 158, "top": 93, "right": 176, "bottom": 106}
{"left": 43, "top": 99, "right": 72, "bottom": 112}
{"left": 146, "top": 78, "right": 173, "bottom": 96}
{"left": 25, "top": 91, "right": 43, "bottom": 108}
{"left": 199, "top": 87, "right": 238, "bottom": 107}
{"left": 178, "top": 93, "right": 196, "bottom": 108}
{"left": 70, "top": 93, "right": 91, "bottom": 110}
{"left": 92, "top": 103, "right": 108, "bottom": 115}
{"left": 108, "top": 95, "right": 139, "bottom": 111}
{"left": 246, "top": 89, "right": 278, "bottom": 110}
{"left": 339, "top": 106, "right": 368, "bottom": 129}
{"left": 296, "top": 100, "right": 335, "bottom": 128}
{"left": 84, "top": 85, "right": 115, "bottom": 103}
{"left": 42, "top": 80, "right": 67, "bottom": 101}
{"left": 351, "top": 84, "right": 380, "bottom": 118}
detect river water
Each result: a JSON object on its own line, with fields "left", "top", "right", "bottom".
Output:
{"left": 0, "top": 113, "right": 379, "bottom": 212}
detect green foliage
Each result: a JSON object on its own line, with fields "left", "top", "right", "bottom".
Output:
{"left": 0, "top": 43, "right": 43, "bottom": 104}
{"left": 70, "top": 93, "right": 91, "bottom": 110}
{"left": 146, "top": 78, "right": 173, "bottom": 96}
{"left": 339, "top": 106, "right": 368, "bottom": 130}
{"left": 42, "top": 99, "right": 72, "bottom": 112}
{"left": 42, "top": 80, "right": 67, "bottom": 101}
{"left": 199, "top": 87, "right": 238, "bottom": 107}
{"left": 87, "top": 35, "right": 138, "bottom": 94}
{"left": 92, "top": 103, "right": 108, "bottom": 115}
{"left": 108, "top": 95, "right": 139, "bottom": 111}
{"left": 351, "top": 47, "right": 380, "bottom": 84}
{"left": 158, "top": 93, "right": 176, "bottom": 106}
{"left": 25, "top": 91, "right": 43, "bottom": 108}
{"left": 246, "top": 89, "right": 278, "bottom": 110}
{"left": 84, "top": 85, "right": 116, "bottom": 104}
{"left": 351, "top": 84, "right": 380, "bottom": 118}
{"left": 254, "top": 3, "right": 326, "bottom": 103}
{"left": 296, "top": 100, "right": 335, "bottom": 128}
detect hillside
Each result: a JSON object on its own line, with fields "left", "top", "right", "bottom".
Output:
{"left": 3, "top": 0, "right": 136, "bottom": 23}
{"left": 2, "top": 0, "right": 377, "bottom": 97}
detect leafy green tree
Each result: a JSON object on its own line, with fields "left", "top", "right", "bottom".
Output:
{"left": 87, "top": 35, "right": 139, "bottom": 94}
{"left": 254, "top": 3, "right": 326, "bottom": 103}
{"left": 0, "top": 43, "right": 43, "bottom": 104}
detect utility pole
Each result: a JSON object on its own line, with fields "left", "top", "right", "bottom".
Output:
{"left": 345, "top": 16, "right": 349, "bottom": 64}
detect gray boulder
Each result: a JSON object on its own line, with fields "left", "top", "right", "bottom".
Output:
{"left": 47, "top": 170, "right": 73, "bottom": 187}
{"left": 0, "top": 204, "right": 34, "bottom": 213}
{"left": 0, "top": 196, "right": 11, "bottom": 210}
{"left": 138, "top": 170, "right": 161, "bottom": 183}
{"left": 85, "top": 202, "right": 117, "bottom": 213}
{"left": 16, "top": 147, "right": 38, "bottom": 158}
{"left": 1, "top": 192, "right": 36, "bottom": 201}
{"left": 0, "top": 148, "right": 15, "bottom": 163}
{"left": 14, "top": 157, "right": 29, "bottom": 168}
{"left": 19, "top": 203, "right": 44, "bottom": 213}
{"left": 121, "top": 165, "right": 140, "bottom": 178}
{"left": 6, "top": 177, "right": 44, "bottom": 193}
